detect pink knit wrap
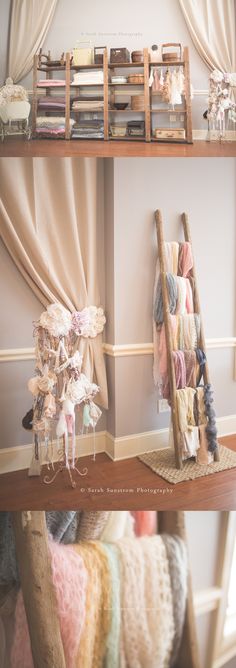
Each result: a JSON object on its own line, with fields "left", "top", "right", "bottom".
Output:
{"left": 131, "top": 511, "right": 157, "bottom": 536}
{"left": 10, "top": 540, "right": 87, "bottom": 668}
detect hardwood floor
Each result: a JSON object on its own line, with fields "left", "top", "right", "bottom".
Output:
{"left": 0, "top": 138, "right": 236, "bottom": 158}
{"left": 0, "top": 436, "right": 235, "bottom": 511}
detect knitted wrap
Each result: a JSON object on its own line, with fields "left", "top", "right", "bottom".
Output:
{"left": 74, "top": 541, "right": 111, "bottom": 668}
{"left": 0, "top": 513, "right": 19, "bottom": 588}
{"left": 161, "top": 535, "right": 188, "bottom": 667}
{"left": 101, "top": 543, "right": 121, "bottom": 668}
{"left": 117, "top": 537, "right": 153, "bottom": 668}
{"left": 131, "top": 511, "right": 157, "bottom": 537}
{"left": 76, "top": 512, "right": 111, "bottom": 541}
{"left": 117, "top": 536, "right": 174, "bottom": 668}
{"left": 46, "top": 511, "right": 78, "bottom": 543}
{"left": 10, "top": 540, "right": 87, "bottom": 668}
{"left": 100, "top": 511, "right": 134, "bottom": 541}
{"left": 140, "top": 536, "right": 175, "bottom": 668}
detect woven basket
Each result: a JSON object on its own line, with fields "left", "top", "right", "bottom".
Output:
{"left": 131, "top": 50, "right": 143, "bottom": 63}
{"left": 128, "top": 74, "right": 144, "bottom": 84}
{"left": 131, "top": 94, "right": 145, "bottom": 111}
{"left": 110, "top": 124, "right": 127, "bottom": 137}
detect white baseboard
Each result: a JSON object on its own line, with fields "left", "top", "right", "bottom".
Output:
{"left": 1, "top": 415, "right": 236, "bottom": 475}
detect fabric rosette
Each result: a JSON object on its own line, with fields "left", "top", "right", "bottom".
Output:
{"left": 72, "top": 306, "right": 106, "bottom": 338}
{"left": 39, "top": 303, "right": 72, "bottom": 337}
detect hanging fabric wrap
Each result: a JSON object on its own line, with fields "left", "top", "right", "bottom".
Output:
{"left": 27, "top": 302, "right": 105, "bottom": 476}
{"left": 203, "top": 384, "right": 218, "bottom": 452}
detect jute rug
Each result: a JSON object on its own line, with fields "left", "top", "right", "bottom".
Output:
{"left": 139, "top": 444, "right": 236, "bottom": 484}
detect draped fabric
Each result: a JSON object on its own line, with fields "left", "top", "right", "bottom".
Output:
{"left": 8, "top": 0, "right": 58, "bottom": 83}
{"left": 0, "top": 158, "right": 108, "bottom": 408}
{"left": 179, "top": 0, "right": 236, "bottom": 72}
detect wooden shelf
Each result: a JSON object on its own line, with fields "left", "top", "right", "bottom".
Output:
{"left": 32, "top": 46, "right": 193, "bottom": 143}
{"left": 151, "top": 109, "right": 186, "bottom": 114}
{"left": 70, "top": 83, "right": 104, "bottom": 87}
{"left": 71, "top": 63, "right": 104, "bottom": 70}
{"left": 149, "top": 60, "right": 185, "bottom": 66}
{"left": 109, "top": 109, "right": 145, "bottom": 113}
{"left": 37, "top": 66, "right": 66, "bottom": 72}
{"left": 108, "top": 62, "right": 144, "bottom": 68}
{"left": 108, "top": 83, "right": 144, "bottom": 86}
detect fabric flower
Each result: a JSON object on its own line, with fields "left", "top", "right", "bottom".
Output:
{"left": 72, "top": 306, "right": 106, "bottom": 338}
{"left": 39, "top": 303, "right": 72, "bottom": 337}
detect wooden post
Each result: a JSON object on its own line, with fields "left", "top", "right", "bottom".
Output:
{"left": 65, "top": 52, "right": 71, "bottom": 140}
{"left": 32, "top": 54, "right": 38, "bottom": 137}
{"left": 184, "top": 47, "right": 193, "bottom": 144}
{"left": 12, "top": 512, "right": 66, "bottom": 668}
{"left": 144, "top": 48, "right": 151, "bottom": 142}
{"left": 158, "top": 511, "right": 201, "bottom": 668}
{"left": 155, "top": 210, "right": 183, "bottom": 469}
{"left": 181, "top": 212, "right": 220, "bottom": 462}
{"left": 103, "top": 48, "right": 109, "bottom": 141}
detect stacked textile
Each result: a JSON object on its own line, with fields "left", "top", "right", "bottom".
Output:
{"left": 72, "top": 71, "right": 104, "bottom": 86}
{"left": 7, "top": 532, "right": 188, "bottom": 668}
{"left": 71, "top": 120, "right": 104, "bottom": 139}
{"left": 37, "top": 79, "right": 66, "bottom": 87}
{"left": 37, "top": 96, "right": 66, "bottom": 112}
{"left": 36, "top": 116, "right": 75, "bottom": 137}
{"left": 153, "top": 240, "right": 218, "bottom": 462}
{"left": 72, "top": 100, "right": 104, "bottom": 111}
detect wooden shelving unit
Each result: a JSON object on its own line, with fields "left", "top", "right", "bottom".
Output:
{"left": 32, "top": 45, "right": 193, "bottom": 144}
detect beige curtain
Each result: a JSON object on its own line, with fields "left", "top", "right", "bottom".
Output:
{"left": 0, "top": 157, "right": 108, "bottom": 408}
{"left": 8, "top": 0, "right": 58, "bottom": 83}
{"left": 179, "top": 0, "right": 236, "bottom": 72}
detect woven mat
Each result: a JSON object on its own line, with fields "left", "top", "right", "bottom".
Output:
{"left": 139, "top": 444, "right": 236, "bottom": 484}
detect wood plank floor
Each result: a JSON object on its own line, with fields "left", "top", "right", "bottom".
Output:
{"left": 0, "top": 138, "right": 236, "bottom": 158}
{"left": 0, "top": 436, "right": 235, "bottom": 511}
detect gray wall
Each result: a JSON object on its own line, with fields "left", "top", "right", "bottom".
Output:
{"left": 186, "top": 511, "right": 236, "bottom": 668}
{"left": 109, "top": 157, "right": 236, "bottom": 437}
{"left": 0, "top": 0, "right": 209, "bottom": 129}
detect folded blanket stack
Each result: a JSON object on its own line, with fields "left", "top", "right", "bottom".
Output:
{"left": 36, "top": 116, "right": 75, "bottom": 137}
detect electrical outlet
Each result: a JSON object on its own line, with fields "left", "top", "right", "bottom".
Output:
{"left": 170, "top": 114, "right": 176, "bottom": 122}
{"left": 158, "top": 398, "right": 170, "bottom": 413}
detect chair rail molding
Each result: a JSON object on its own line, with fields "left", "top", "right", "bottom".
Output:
{"left": 0, "top": 338, "right": 236, "bottom": 362}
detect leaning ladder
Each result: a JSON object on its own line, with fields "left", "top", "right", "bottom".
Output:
{"left": 155, "top": 209, "right": 220, "bottom": 470}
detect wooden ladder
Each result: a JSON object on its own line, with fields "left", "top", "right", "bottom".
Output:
{"left": 11, "top": 510, "right": 201, "bottom": 668}
{"left": 155, "top": 209, "right": 220, "bottom": 470}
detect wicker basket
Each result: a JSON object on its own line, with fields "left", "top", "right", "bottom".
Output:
{"left": 110, "top": 48, "right": 130, "bottom": 63}
{"left": 131, "top": 94, "right": 145, "bottom": 111}
{"left": 131, "top": 50, "right": 143, "bottom": 63}
{"left": 128, "top": 74, "right": 144, "bottom": 84}
{"left": 110, "top": 124, "right": 127, "bottom": 137}
{"left": 161, "top": 43, "right": 182, "bottom": 63}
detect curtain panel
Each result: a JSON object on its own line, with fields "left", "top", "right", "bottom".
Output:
{"left": 8, "top": 0, "right": 58, "bottom": 83}
{"left": 179, "top": 0, "right": 236, "bottom": 72}
{"left": 0, "top": 157, "right": 108, "bottom": 408}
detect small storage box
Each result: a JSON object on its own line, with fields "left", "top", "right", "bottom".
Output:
{"left": 94, "top": 47, "right": 106, "bottom": 64}
{"left": 73, "top": 43, "right": 94, "bottom": 66}
{"left": 127, "top": 120, "right": 145, "bottom": 136}
{"left": 110, "top": 124, "right": 127, "bottom": 137}
{"left": 128, "top": 74, "right": 144, "bottom": 84}
{"left": 131, "top": 94, "right": 145, "bottom": 111}
{"left": 154, "top": 128, "right": 186, "bottom": 140}
{"left": 131, "top": 50, "right": 143, "bottom": 63}
{"left": 110, "top": 48, "right": 130, "bottom": 63}
{"left": 161, "top": 43, "right": 182, "bottom": 63}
